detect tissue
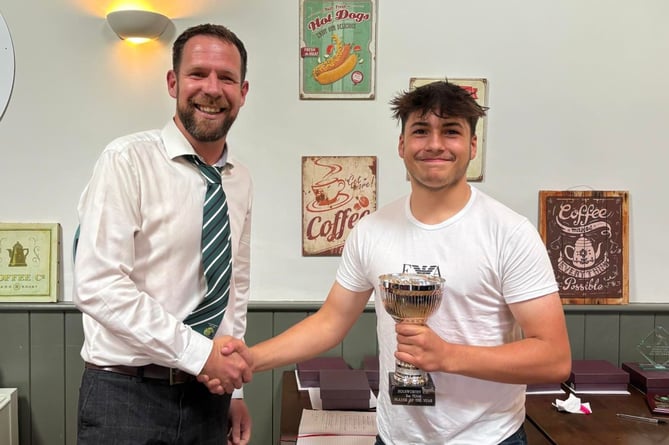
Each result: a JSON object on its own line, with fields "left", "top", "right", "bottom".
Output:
{"left": 554, "top": 393, "right": 592, "bottom": 414}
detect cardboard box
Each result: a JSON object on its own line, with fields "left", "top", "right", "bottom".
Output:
{"left": 362, "top": 355, "right": 379, "bottom": 391}
{"left": 296, "top": 356, "right": 350, "bottom": 388}
{"left": 622, "top": 362, "right": 669, "bottom": 393}
{"left": 564, "top": 381, "right": 630, "bottom": 394}
{"left": 320, "top": 369, "right": 371, "bottom": 410}
{"left": 568, "top": 360, "right": 629, "bottom": 384}
{"left": 565, "top": 360, "right": 629, "bottom": 393}
{"left": 526, "top": 382, "right": 565, "bottom": 394}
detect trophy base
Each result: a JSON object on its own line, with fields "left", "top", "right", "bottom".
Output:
{"left": 639, "top": 363, "right": 668, "bottom": 371}
{"left": 388, "top": 373, "right": 435, "bottom": 406}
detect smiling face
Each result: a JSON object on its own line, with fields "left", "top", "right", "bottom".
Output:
{"left": 167, "top": 34, "right": 249, "bottom": 146}
{"left": 399, "top": 111, "right": 477, "bottom": 192}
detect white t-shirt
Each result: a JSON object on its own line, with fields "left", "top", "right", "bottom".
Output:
{"left": 336, "top": 186, "right": 558, "bottom": 444}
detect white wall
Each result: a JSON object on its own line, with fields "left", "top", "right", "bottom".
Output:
{"left": 1, "top": 0, "right": 668, "bottom": 302}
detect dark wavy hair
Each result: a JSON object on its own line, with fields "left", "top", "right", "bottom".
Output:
{"left": 172, "top": 24, "right": 248, "bottom": 82}
{"left": 390, "top": 81, "right": 488, "bottom": 136}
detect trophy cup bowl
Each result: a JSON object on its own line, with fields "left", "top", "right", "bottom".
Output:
{"left": 378, "top": 273, "right": 445, "bottom": 388}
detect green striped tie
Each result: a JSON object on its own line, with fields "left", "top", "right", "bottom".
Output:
{"left": 184, "top": 156, "right": 232, "bottom": 338}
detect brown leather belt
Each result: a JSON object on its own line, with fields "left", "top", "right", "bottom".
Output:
{"left": 85, "top": 362, "right": 195, "bottom": 385}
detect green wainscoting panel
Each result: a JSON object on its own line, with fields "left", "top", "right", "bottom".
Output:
{"left": 619, "top": 313, "right": 655, "bottom": 363}
{"left": 30, "top": 313, "right": 66, "bottom": 445}
{"left": 270, "top": 311, "right": 308, "bottom": 445}
{"left": 64, "top": 313, "right": 84, "bottom": 445}
{"left": 244, "top": 312, "right": 274, "bottom": 445}
{"left": 657, "top": 314, "right": 669, "bottom": 331}
{"left": 2, "top": 302, "right": 669, "bottom": 445}
{"left": 0, "top": 311, "right": 31, "bottom": 444}
{"left": 583, "top": 312, "right": 620, "bottom": 364}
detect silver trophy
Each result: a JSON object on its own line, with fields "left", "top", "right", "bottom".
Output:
{"left": 378, "top": 273, "right": 444, "bottom": 405}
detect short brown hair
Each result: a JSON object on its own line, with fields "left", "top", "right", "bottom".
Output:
{"left": 172, "top": 24, "right": 248, "bottom": 82}
{"left": 390, "top": 81, "right": 487, "bottom": 136}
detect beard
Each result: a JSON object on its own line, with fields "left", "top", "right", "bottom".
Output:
{"left": 177, "top": 100, "right": 236, "bottom": 143}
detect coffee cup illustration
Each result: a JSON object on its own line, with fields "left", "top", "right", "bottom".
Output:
{"left": 311, "top": 178, "right": 346, "bottom": 206}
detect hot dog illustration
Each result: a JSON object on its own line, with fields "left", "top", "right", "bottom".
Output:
{"left": 312, "top": 35, "right": 358, "bottom": 85}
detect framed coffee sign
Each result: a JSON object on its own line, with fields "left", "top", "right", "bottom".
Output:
{"left": 302, "top": 156, "right": 376, "bottom": 256}
{"left": 0, "top": 223, "right": 60, "bottom": 302}
{"left": 538, "top": 191, "right": 629, "bottom": 305}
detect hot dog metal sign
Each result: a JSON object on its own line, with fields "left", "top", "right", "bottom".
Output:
{"left": 300, "top": 0, "right": 376, "bottom": 99}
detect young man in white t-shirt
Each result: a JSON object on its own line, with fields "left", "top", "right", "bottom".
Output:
{"left": 210, "top": 81, "right": 572, "bottom": 444}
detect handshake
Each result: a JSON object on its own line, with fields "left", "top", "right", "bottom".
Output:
{"left": 197, "top": 336, "right": 254, "bottom": 394}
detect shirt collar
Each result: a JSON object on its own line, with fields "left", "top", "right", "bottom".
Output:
{"left": 161, "top": 119, "right": 235, "bottom": 170}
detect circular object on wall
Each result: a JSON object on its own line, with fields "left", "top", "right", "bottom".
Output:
{"left": 0, "top": 12, "right": 15, "bottom": 120}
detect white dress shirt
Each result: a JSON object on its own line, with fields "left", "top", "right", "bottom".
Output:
{"left": 74, "top": 119, "right": 252, "bottom": 377}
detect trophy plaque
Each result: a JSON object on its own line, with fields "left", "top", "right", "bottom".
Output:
{"left": 621, "top": 326, "right": 669, "bottom": 413}
{"left": 378, "top": 273, "right": 445, "bottom": 406}
{"left": 637, "top": 326, "right": 669, "bottom": 370}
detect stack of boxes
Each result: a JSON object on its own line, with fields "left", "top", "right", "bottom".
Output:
{"left": 319, "top": 369, "right": 371, "bottom": 410}
{"left": 565, "top": 360, "right": 630, "bottom": 394}
{"left": 622, "top": 362, "right": 669, "bottom": 394}
{"left": 297, "top": 356, "right": 350, "bottom": 388}
{"left": 296, "top": 355, "right": 380, "bottom": 410}
{"left": 622, "top": 361, "right": 669, "bottom": 414}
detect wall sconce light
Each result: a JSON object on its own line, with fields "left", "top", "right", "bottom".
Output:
{"left": 106, "top": 10, "right": 171, "bottom": 44}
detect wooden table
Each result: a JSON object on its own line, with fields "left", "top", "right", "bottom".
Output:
{"left": 278, "top": 371, "right": 549, "bottom": 444}
{"left": 279, "top": 371, "right": 312, "bottom": 445}
{"left": 281, "top": 369, "right": 669, "bottom": 444}
{"left": 526, "top": 387, "right": 669, "bottom": 444}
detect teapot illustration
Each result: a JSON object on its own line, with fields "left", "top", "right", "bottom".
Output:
{"left": 564, "top": 235, "right": 601, "bottom": 269}
{"left": 7, "top": 241, "right": 29, "bottom": 267}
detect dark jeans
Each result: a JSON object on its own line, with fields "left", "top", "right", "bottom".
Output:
{"left": 77, "top": 368, "right": 231, "bottom": 444}
{"left": 374, "top": 424, "right": 527, "bottom": 445}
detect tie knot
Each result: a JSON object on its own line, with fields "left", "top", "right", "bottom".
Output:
{"left": 188, "top": 155, "right": 221, "bottom": 185}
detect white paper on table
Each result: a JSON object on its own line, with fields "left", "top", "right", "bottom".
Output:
{"left": 297, "top": 436, "right": 375, "bottom": 445}
{"left": 296, "top": 409, "right": 377, "bottom": 445}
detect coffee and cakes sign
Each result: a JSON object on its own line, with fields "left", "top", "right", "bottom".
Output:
{"left": 0, "top": 223, "right": 61, "bottom": 302}
{"left": 538, "top": 191, "right": 629, "bottom": 305}
{"left": 302, "top": 156, "right": 376, "bottom": 256}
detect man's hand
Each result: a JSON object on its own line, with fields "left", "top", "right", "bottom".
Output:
{"left": 198, "top": 336, "right": 253, "bottom": 394}
{"left": 394, "top": 322, "right": 447, "bottom": 372}
{"left": 227, "top": 399, "right": 251, "bottom": 445}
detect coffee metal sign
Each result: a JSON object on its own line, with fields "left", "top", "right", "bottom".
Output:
{"left": 539, "top": 190, "right": 629, "bottom": 304}
{"left": 302, "top": 156, "right": 376, "bottom": 256}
